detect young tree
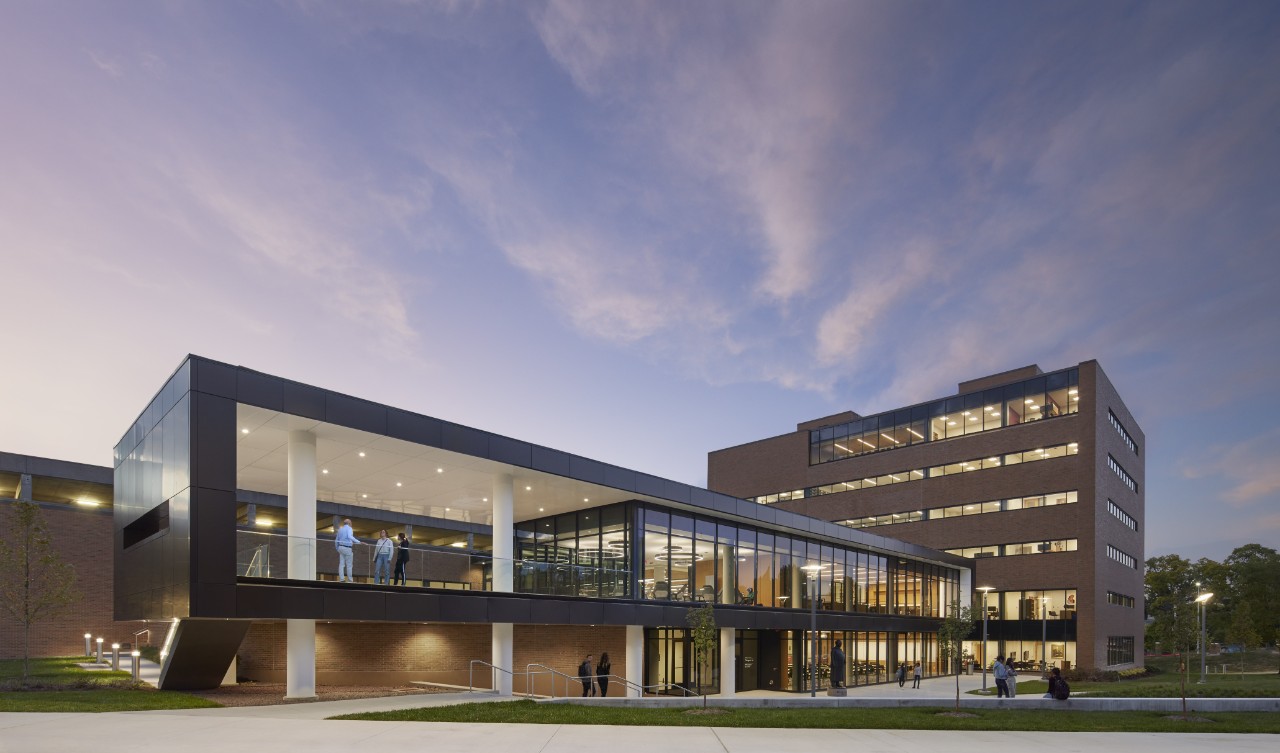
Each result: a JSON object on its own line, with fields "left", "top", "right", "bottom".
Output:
{"left": 936, "top": 599, "right": 976, "bottom": 711}
{"left": 0, "top": 501, "right": 81, "bottom": 682}
{"left": 685, "top": 603, "right": 717, "bottom": 708}
{"left": 1224, "top": 601, "right": 1260, "bottom": 679}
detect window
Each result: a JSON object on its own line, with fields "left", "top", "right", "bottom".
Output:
{"left": 1107, "top": 499, "right": 1138, "bottom": 531}
{"left": 842, "top": 491, "right": 1077, "bottom": 529}
{"left": 758, "top": 443, "right": 1081, "bottom": 505}
{"left": 1108, "top": 455, "right": 1138, "bottom": 493}
{"left": 1109, "top": 410, "right": 1139, "bottom": 455}
{"left": 944, "top": 538, "right": 1077, "bottom": 559}
{"left": 808, "top": 368, "right": 1079, "bottom": 465}
{"left": 1107, "top": 591, "right": 1136, "bottom": 608}
{"left": 1107, "top": 636, "right": 1135, "bottom": 665}
{"left": 1106, "top": 544, "right": 1136, "bottom": 568}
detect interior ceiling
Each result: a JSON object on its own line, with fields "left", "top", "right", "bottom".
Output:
{"left": 236, "top": 405, "right": 666, "bottom": 526}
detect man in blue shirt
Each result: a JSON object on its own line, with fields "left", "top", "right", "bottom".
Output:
{"left": 335, "top": 519, "right": 360, "bottom": 582}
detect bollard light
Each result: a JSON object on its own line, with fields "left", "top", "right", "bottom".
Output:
{"left": 96, "top": 637, "right": 104, "bottom": 664}
{"left": 131, "top": 651, "right": 141, "bottom": 681}
{"left": 84, "top": 633, "right": 93, "bottom": 657}
{"left": 111, "top": 643, "right": 121, "bottom": 671}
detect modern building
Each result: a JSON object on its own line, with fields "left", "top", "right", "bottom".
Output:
{"left": 706, "top": 362, "right": 1145, "bottom": 672}
{"left": 95, "top": 355, "right": 972, "bottom": 695}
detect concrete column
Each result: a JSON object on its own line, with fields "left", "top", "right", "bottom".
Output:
{"left": 286, "top": 431, "right": 317, "bottom": 700}
{"left": 719, "top": 627, "right": 736, "bottom": 697}
{"left": 491, "top": 474, "right": 514, "bottom": 591}
{"left": 491, "top": 475, "right": 514, "bottom": 696}
{"left": 287, "top": 431, "right": 317, "bottom": 580}
{"left": 285, "top": 619, "right": 316, "bottom": 699}
{"left": 492, "top": 622, "right": 513, "bottom": 696}
{"left": 625, "top": 624, "right": 644, "bottom": 697}
{"left": 18, "top": 473, "right": 32, "bottom": 501}
{"left": 719, "top": 545, "right": 736, "bottom": 604}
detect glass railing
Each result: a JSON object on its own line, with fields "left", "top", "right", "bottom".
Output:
{"left": 235, "top": 530, "right": 629, "bottom": 598}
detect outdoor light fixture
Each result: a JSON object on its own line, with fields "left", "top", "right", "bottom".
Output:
{"left": 978, "top": 587, "right": 993, "bottom": 693}
{"left": 131, "top": 651, "right": 141, "bottom": 681}
{"left": 801, "top": 564, "right": 827, "bottom": 698}
{"left": 1195, "top": 589, "right": 1214, "bottom": 683}
{"left": 95, "top": 637, "right": 104, "bottom": 664}
{"left": 84, "top": 633, "right": 92, "bottom": 656}
{"left": 111, "top": 643, "right": 121, "bottom": 671}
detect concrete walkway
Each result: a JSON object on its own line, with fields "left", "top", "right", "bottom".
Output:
{"left": 1, "top": 672, "right": 1274, "bottom": 752}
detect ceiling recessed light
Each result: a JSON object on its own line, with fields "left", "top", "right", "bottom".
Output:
{"left": 947, "top": 421, "right": 956, "bottom": 426}
{"left": 525, "top": 486, "right": 532, "bottom": 491}
{"left": 539, "top": 507, "right": 545, "bottom": 512}
{"left": 396, "top": 482, "right": 402, "bottom": 487}
{"left": 437, "top": 468, "right": 443, "bottom": 473}
{"left": 962, "top": 411, "right": 970, "bottom": 416}
{"left": 241, "top": 428, "right": 250, "bottom": 434}
{"left": 1025, "top": 399, "right": 1034, "bottom": 404}
{"left": 583, "top": 498, "right": 589, "bottom": 502}
{"left": 361, "top": 493, "right": 368, "bottom": 498}
{"left": 358, "top": 451, "right": 366, "bottom": 457}
{"left": 255, "top": 518, "right": 272, "bottom": 527}
{"left": 322, "top": 469, "right": 329, "bottom": 474}
{"left": 483, "top": 497, "right": 488, "bottom": 502}
{"left": 450, "top": 541, "right": 465, "bottom": 548}
{"left": 445, "top": 507, "right": 450, "bottom": 512}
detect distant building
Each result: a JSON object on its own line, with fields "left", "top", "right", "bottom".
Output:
{"left": 706, "top": 361, "right": 1145, "bottom": 671}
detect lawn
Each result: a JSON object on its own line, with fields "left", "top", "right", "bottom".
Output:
{"left": 0, "top": 657, "right": 220, "bottom": 712}
{"left": 332, "top": 699, "right": 1280, "bottom": 733}
{"left": 977, "top": 650, "right": 1280, "bottom": 699}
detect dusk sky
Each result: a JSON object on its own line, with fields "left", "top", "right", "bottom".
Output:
{"left": 2, "top": 1, "right": 1277, "bottom": 563}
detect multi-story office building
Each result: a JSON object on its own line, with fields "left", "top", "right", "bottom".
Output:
{"left": 707, "top": 361, "right": 1145, "bottom": 671}
{"left": 94, "top": 355, "right": 970, "bottom": 694}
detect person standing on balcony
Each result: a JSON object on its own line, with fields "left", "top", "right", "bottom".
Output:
{"left": 373, "top": 530, "right": 393, "bottom": 584}
{"left": 393, "top": 532, "right": 410, "bottom": 586}
{"left": 335, "top": 519, "right": 359, "bottom": 582}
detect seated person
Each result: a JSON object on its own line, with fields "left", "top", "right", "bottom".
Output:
{"left": 741, "top": 586, "right": 756, "bottom": 605}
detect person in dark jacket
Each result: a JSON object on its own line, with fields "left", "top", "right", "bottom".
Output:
{"left": 578, "top": 654, "right": 596, "bottom": 697}
{"left": 596, "top": 652, "right": 611, "bottom": 697}
{"left": 896, "top": 662, "right": 907, "bottom": 687}
{"left": 393, "top": 532, "right": 410, "bottom": 586}
{"left": 1045, "top": 667, "right": 1069, "bottom": 700}
{"left": 830, "top": 640, "right": 846, "bottom": 688}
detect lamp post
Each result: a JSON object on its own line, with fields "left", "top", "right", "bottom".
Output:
{"left": 111, "top": 643, "right": 121, "bottom": 671}
{"left": 1040, "top": 595, "right": 1049, "bottom": 678}
{"left": 95, "top": 637, "right": 104, "bottom": 664}
{"left": 801, "top": 564, "right": 826, "bottom": 697}
{"left": 1195, "top": 590, "right": 1213, "bottom": 684}
{"left": 131, "top": 651, "right": 141, "bottom": 681}
{"left": 84, "top": 633, "right": 92, "bottom": 657}
{"left": 978, "top": 586, "right": 993, "bottom": 693}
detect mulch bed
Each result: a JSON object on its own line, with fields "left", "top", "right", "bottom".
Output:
{"left": 187, "top": 682, "right": 457, "bottom": 707}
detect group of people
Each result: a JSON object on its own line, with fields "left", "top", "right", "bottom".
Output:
{"left": 577, "top": 653, "right": 613, "bottom": 697}
{"left": 895, "top": 660, "right": 922, "bottom": 688}
{"left": 993, "top": 656, "right": 1069, "bottom": 700}
{"left": 334, "top": 520, "right": 411, "bottom": 585}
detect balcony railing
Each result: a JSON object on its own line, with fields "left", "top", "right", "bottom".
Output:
{"left": 235, "top": 530, "right": 629, "bottom": 598}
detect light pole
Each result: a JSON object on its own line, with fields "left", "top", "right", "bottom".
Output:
{"left": 1195, "top": 590, "right": 1213, "bottom": 684}
{"left": 1040, "top": 595, "right": 1049, "bottom": 678}
{"left": 801, "top": 564, "right": 826, "bottom": 697}
{"left": 978, "top": 586, "right": 993, "bottom": 693}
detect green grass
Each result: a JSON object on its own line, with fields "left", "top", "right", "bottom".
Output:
{"left": 0, "top": 657, "right": 220, "bottom": 712}
{"left": 332, "top": 699, "right": 1280, "bottom": 732}
{"left": 971, "top": 651, "right": 1280, "bottom": 699}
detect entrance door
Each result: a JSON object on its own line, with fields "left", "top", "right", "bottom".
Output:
{"left": 757, "top": 630, "right": 782, "bottom": 690}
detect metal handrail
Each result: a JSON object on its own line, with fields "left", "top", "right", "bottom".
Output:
{"left": 132, "top": 628, "right": 151, "bottom": 646}
{"left": 468, "top": 659, "right": 529, "bottom": 694}
{"left": 524, "top": 663, "right": 695, "bottom": 698}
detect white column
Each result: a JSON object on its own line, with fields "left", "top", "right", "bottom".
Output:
{"left": 491, "top": 474, "right": 514, "bottom": 696}
{"left": 286, "top": 431, "right": 317, "bottom": 699}
{"left": 625, "top": 624, "right": 644, "bottom": 697}
{"left": 285, "top": 619, "right": 317, "bottom": 699}
{"left": 287, "top": 430, "right": 317, "bottom": 580}
{"left": 491, "top": 474, "right": 514, "bottom": 591}
{"left": 719, "top": 627, "right": 736, "bottom": 697}
{"left": 492, "top": 622, "right": 513, "bottom": 696}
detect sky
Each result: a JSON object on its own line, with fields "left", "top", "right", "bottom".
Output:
{"left": 2, "top": 1, "right": 1277, "bottom": 563}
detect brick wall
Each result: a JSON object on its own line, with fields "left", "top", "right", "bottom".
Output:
{"left": 236, "top": 621, "right": 628, "bottom": 694}
{"left": 0, "top": 501, "right": 148, "bottom": 659}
